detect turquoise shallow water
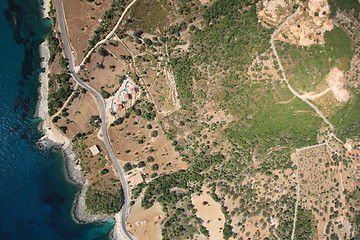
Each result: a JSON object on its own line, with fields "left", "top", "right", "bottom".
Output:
{"left": 0, "top": 0, "right": 114, "bottom": 239}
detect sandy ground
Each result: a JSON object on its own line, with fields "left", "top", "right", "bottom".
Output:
{"left": 301, "top": 87, "right": 331, "bottom": 100}
{"left": 66, "top": 92, "right": 100, "bottom": 134}
{"left": 325, "top": 67, "right": 350, "bottom": 102}
{"left": 199, "top": 0, "right": 211, "bottom": 5}
{"left": 108, "top": 115, "right": 187, "bottom": 176}
{"left": 273, "top": 0, "right": 334, "bottom": 46}
{"left": 257, "top": 0, "right": 292, "bottom": 27}
{"left": 192, "top": 188, "right": 225, "bottom": 240}
{"left": 38, "top": 40, "right": 70, "bottom": 146}
{"left": 41, "top": 0, "right": 51, "bottom": 18}
{"left": 128, "top": 200, "right": 164, "bottom": 240}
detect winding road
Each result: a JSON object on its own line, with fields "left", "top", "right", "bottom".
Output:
{"left": 270, "top": 7, "right": 334, "bottom": 131}
{"left": 55, "top": 1, "right": 134, "bottom": 239}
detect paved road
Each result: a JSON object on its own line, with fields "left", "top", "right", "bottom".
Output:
{"left": 55, "top": 1, "right": 134, "bottom": 239}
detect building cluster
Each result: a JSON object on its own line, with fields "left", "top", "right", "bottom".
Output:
{"left": 112, "top": 80, "right": 138, "bottom": 111}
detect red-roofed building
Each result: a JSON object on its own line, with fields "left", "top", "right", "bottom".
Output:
{"left": 123, "top": 94, "right": 130, "bottom": 100}
{"left": 130, "top": 87, "right": 137, "bottom": 93}
{"left": 116, "top": 104, "right": 123, "bottom": 110}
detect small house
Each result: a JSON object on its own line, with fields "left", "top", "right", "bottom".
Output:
{"left": 116, "top": 104, "right": 124, "bottom": 110}
{"left": 129, "top": 173, "right": 144, "bottom": 186}
{"left": 89, "top": 145, "right": 100, "bottom": 156}
{"left": 123, "top": 94, "right": 130, "bottom": 100}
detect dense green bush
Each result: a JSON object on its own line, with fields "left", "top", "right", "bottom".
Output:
{"left": 85, "top": 186, "right": 121, "bottom": 214}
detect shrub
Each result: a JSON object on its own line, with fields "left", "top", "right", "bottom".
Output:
{"left": 101, "top": 168, "right": 109, "bottom": 175}
{"left": 151, "top": 164, "right": 159, "bottom": 171}
{"left": 147, "top": 156, "right": 155, "bottom": 162}
{"left": 124, "top": 162, "right": 133, "bottom": 171}
{"left": 98, "top": 47, "right": 109, "bottom": 57}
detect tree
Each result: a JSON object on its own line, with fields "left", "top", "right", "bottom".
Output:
{"left": 124, "top": 163, "right": 133, "bottom": 171}
{"left": 134, "top": 109, "right": 142, "bottom": 116}
{"left": 98, "top": 47, "right": 109, "bottom": 57}
{"left": 223, "top": 224, "right": 233, "bottom": 239}
{"left": 147, "top": 156, "right": 154, "bottom": 162}
{"left": 101, "top": 89, "right": 111, "bottom": 98}
{"left": 59, "top": 126, "right": 68, "bottom": 134}
{"left": 90, "top": 115, "right": 101, "bottom": 128}
{"left": 96, "top": 62, "right": 105, "bottom": 69}
{"left": 152, "top": 164, "right": 159, "bottom": 171}
{"left": 138, "top": 161, "right": 146, "bottom": 168}
{"left": 151, "top": 131, "right": 158, "bottom": 137}
{"left": 134, "top": 31, "right": 143, "bottom": 38}
{"left": 144, "top": 38, "right": 153, "bottom": 45}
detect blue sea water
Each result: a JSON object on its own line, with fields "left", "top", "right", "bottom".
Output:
{"left": 0, "top": 0, "right": 114, "bottom": 239}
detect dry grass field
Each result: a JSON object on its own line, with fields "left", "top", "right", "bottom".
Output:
{"left": 79, "top": 49, "right": 129, "bottom": 93}
{"left": 108, "top": 113, "right": 187, "bottom": 179}
{"left": 61, "top": 0, "right": 113, "bottom": 64}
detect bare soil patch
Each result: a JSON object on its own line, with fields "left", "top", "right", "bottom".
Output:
{"left": 248, "top": 48, "right": 281, "bottom": 81}
{"left": 128, "top": 200, "right": 164, "bottom": 240}
{"left": 66, "top": 92, "right": 100, "bottom": 135}
{"left": 257, "top": 0, "right": 293, "bottom": 28}
{"left": 325, "top": 67, "right": 350, "bottom": 102}
{"left": 79, "top": 50, "right": 130, "bottom": 93}
{"left": 192, "top": 187, "right": 225, "bottom": 240}
{"left": 199, "top": 0, "right": 212, "bottom": 6}
{"left": 276, "top": 0, "right": 334, "bottom": 46}
{"left": 108, "top": 114, "right": 187, "bottom": 180}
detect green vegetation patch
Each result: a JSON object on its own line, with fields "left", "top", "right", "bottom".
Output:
{"left": 329, "top": 0, "right": 360, "bottom": 18}
{"left": 295, "top": 208, "right": 317, "bottom": 240}
{"left": 85, "top": 185, "right": 122, "bottom": 215}
{"left": 224, "top": 95, "right": 322, "bottom": 152}
{"left": 188, "top": 0, "right": 320, "bottom": 162}
{"left": 170, "top": 54, "right": 195, "bottom": 107}
{"left": 127, "top": 0, "right": 170, "bottom": 31}
{"left": 277, "top": 27, "right": 354, "bottom": 92}
{"left": 331, "top": 94, "right": 360, "bottom": 140}
{"left": 48, "top": 73, "right": 72, "bottom": 115}
{"left": 192, "top": 2, "right": 272, "bottom": 72}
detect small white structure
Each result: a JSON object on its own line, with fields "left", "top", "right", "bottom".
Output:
{"left": 129, "top": 173, "right": 144, "bottom": 186}
{"left": 89, "top": 145, "right": 100, "bottom": 156}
